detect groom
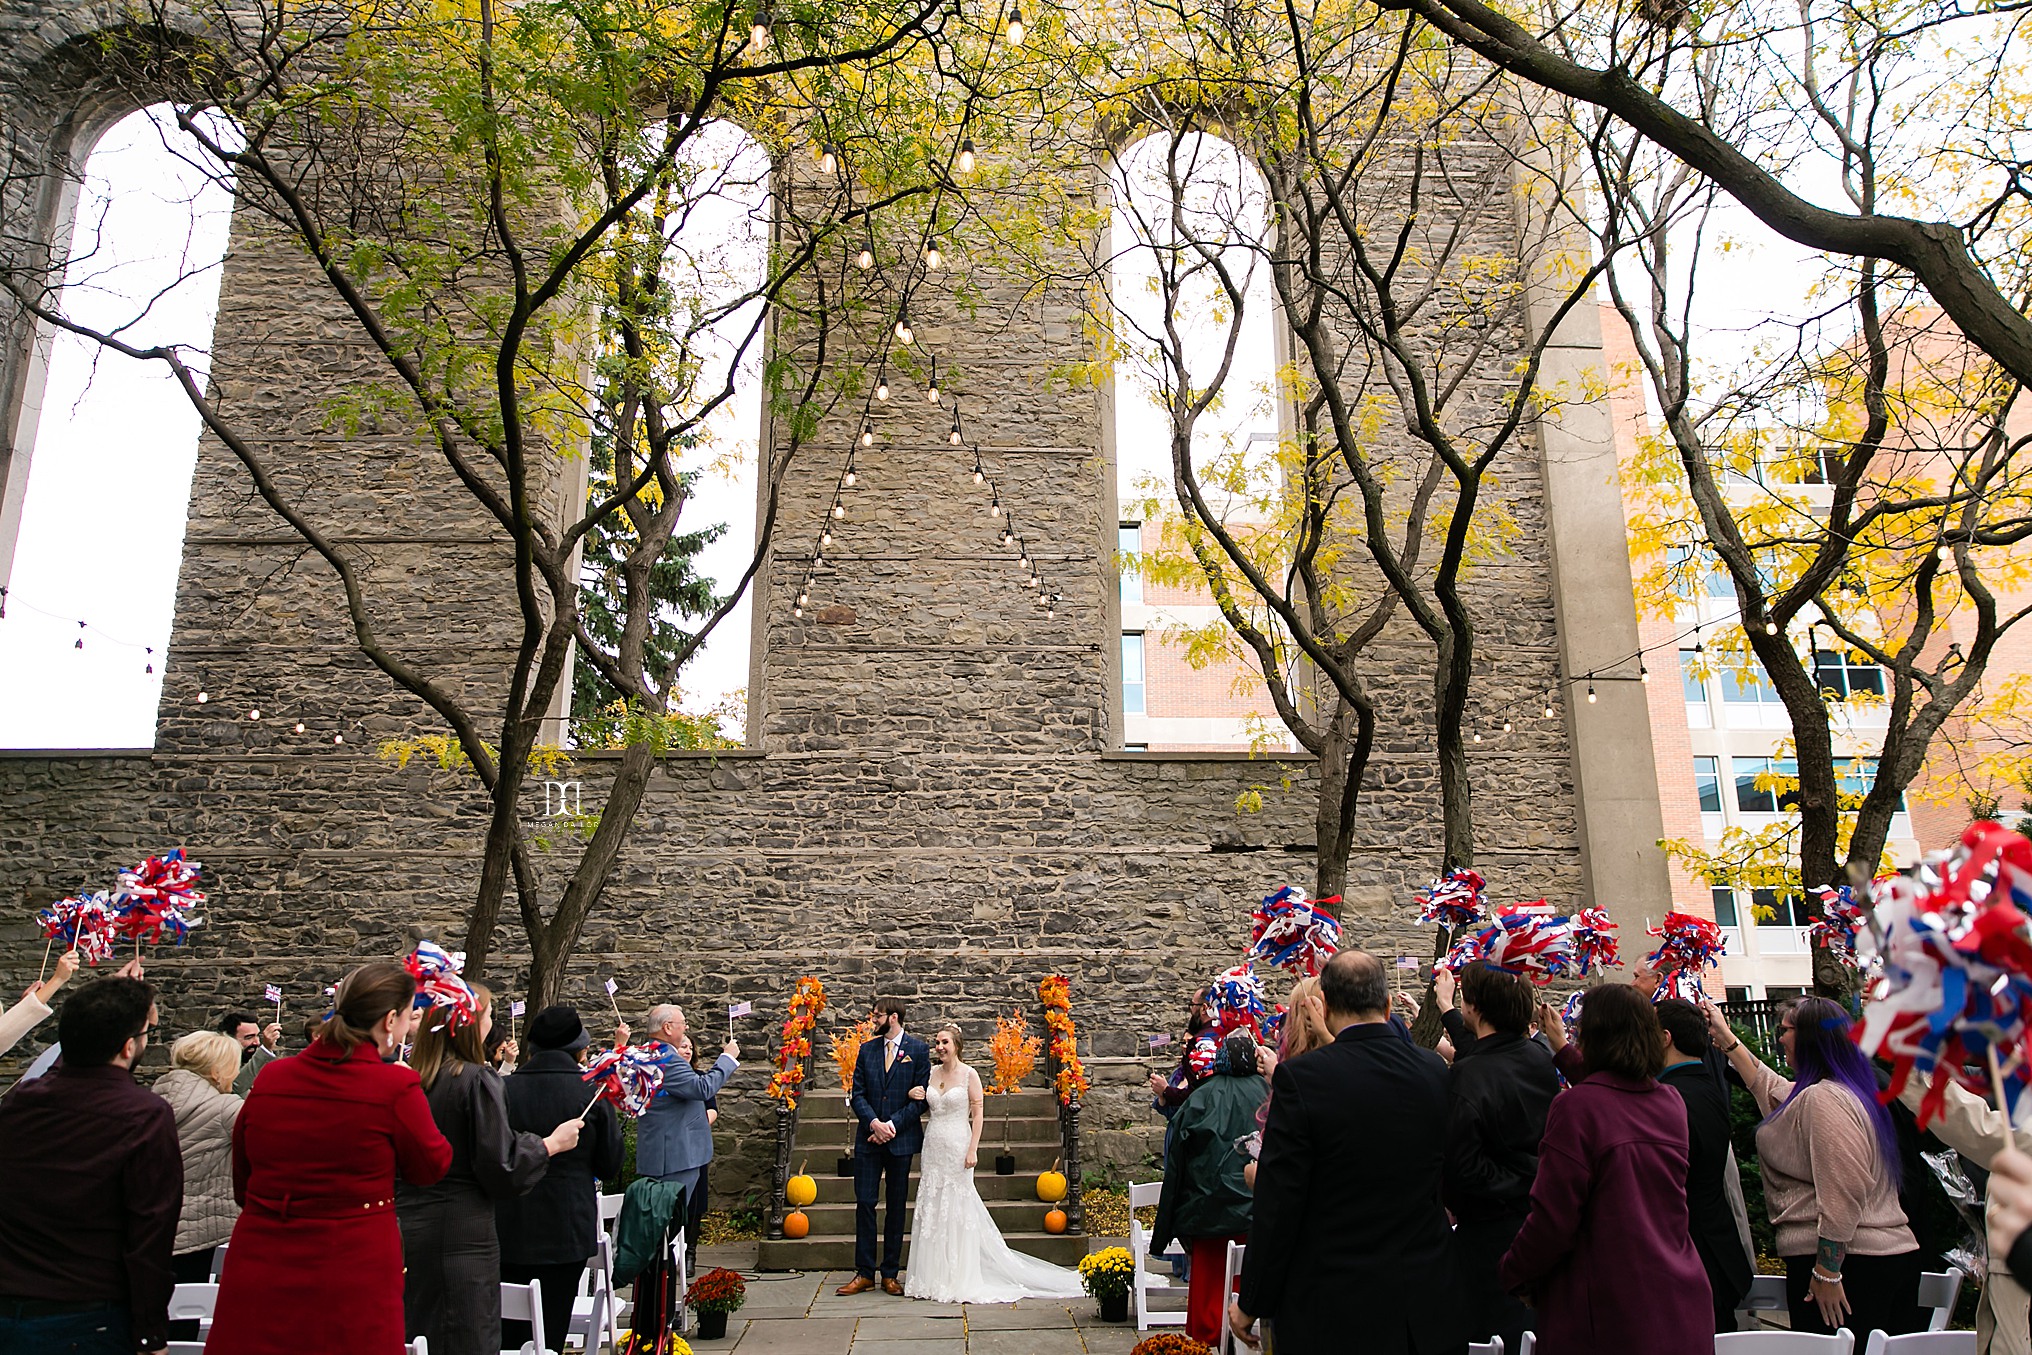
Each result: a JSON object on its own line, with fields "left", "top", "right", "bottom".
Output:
{"left": 839, "top": 998, "right": 931, "bottom": 1296}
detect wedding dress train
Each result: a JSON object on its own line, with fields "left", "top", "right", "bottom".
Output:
{"left": 903, "top": 1078, "right": 1086, "bottom": 1304}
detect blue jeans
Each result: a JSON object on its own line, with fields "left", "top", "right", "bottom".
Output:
{"left": 0, "top": 1304, "right": 130, "bottom": 1355}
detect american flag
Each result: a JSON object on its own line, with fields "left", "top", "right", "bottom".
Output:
{"left": 1148, "top": 1033, "right": 1172, "bottom": 1048}
{"left": 727, "top": 1001, "right": 753, "bottom": 1019}
{"left": 510, "top": 1000, "right": 526, "bottom": 1017}
{"left": 264, "top": 984, "right": 282, "bottom": 1002}
{"left": 1395, "top": 956, "right": 1420, "bottom": 970}
{"left": 604, "top": 978, "right": 618, "bottom": 996}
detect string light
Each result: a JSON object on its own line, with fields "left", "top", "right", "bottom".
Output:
{"left": 1502, "top": 719, "right": 1512, "bottom": 733}
{"left": 895, "top": 307, "right": 913, "bottom": 343}
{"left": 844, "top": 466, "right": 858, "bottom": 487}
{"left": 749, "top": 0, "right": 771, "bottom": 50}
{"left": 989, "top": 494, "right": 1001, "bottom": 517}
{"left": 820, "top": 144, "right": 840, "bottom": 175}
{"left": 294, "top": 720, "right": 305, "bottom": 733}
{"left": 857, "top": 246, "right": 875, "bottom": 271}
{"left": 1639, "top": 662, "right": 1650, "bottom": 684}
{"left": 832, "top": 500, "right": 846, "bottom": 519}
{"left": 875, "top": 376, "right": 889, "bottom": 401}
{"left": 1585, "top": 683, "right": 1597, "bottom": 704}
{"left": 144, "top": 647, "right": 153, "bottom": 675}
{"left": 821, "top": 526, "right": 833, "bottom": 547}
{"left": 1763, "top": 618, "right": 1778, "bottom": 635}
{"left": 860, "top": 423, "right": 875, "bottom": 447}
{"left": 949, "top": 408, "right": 964, "bottom": 446}
{"left": 333, "top": 732, "right": 344, "bottom": 744}
{"left": 1472, "top": 731, "right": 1482, "bottom": 743}
{"left": 1542, "top": 695, "right": 1554, "bottom": 718}
{"left": 1004, "top": 3, "right": 1025, "bottom": 44}
{"left": 248, "top": 708, "right": 262, "bottom": 720}
{"left": 197, "top": 690, "right": 210, "bottom": 704}
{"left": 972, "top": 452, "right": 984, "bottom": 484}
{"left": 73, "top": 621, "right": 84, "bottom": 649}
{"left": 925, "top": 243, "right": 943, "bottom": 269}
{"left": 958, "top": 139, "right": 976, "bottom": 174}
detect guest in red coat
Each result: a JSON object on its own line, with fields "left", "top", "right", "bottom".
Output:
{"left": 205, "top": 962, "right": 452, "bottom": 1355}
{"left": 1498, "top": 983, "right": 1713, "bottom": 1355}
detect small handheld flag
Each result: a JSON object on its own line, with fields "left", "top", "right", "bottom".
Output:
{"left": 511, "top": 1000, "right": 526, "bottom": 1017}
{"left": 1148, "top": 1033, "right": 1172, "bottom": 1048}
{"left": 264, "top": 984, "right": 283, "bottom": 1003}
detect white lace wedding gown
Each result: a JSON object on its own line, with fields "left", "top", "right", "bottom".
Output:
{"left": 904, "top": 1074, "right": 1087, "bottom": 1303}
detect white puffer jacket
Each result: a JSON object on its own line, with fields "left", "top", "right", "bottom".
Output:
{"left": 1897, "top": 1077, "right": 2029, "bottom": 1355}
{"left": 155, "top": 1068, "right": 242, "bottom": 1255}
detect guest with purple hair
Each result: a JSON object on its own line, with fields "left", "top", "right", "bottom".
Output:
{"left": 1707, "top": 995, "right": 1925, "bottom": 1338}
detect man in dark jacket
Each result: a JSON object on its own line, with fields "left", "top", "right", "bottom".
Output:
{"left": 1151, "top": 1030, "right": 1268, "bottom": 1349}
{"left": 0, "top": 976, "right": 182, "bottom": 1355}
{"left": 1655, "top": 998, "right": 1753, "bottom": 1330}
{"left": 496, "top": 1006, "right": 624, "bottom": 1349}
{"left": 1445, "top": 962, "right": 1559, "bottom": 1353}
{"left": 1232, "top": 950, "right": 1463, "bottom": 1354}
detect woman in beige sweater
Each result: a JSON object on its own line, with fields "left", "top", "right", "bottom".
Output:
{"left": 155, "top": 1030, "right": 243, "bottom": 1337}
{"left": 1706, "top": 995, "right": 1926, "bottom": 1338}
{"left": 0, "top": 948, "right": 80, "bottom": 1057}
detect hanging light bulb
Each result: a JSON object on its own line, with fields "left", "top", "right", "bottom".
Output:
{"left": 1764, "top": 619, "right": 1778, "bottom": 635}
{"left": 1585, "top": 684, "right": 1597, "bottom": 704}
{"left": 949, "top": 411, "right": 963, "bottom": 446}
{"left": 793, "top": 604, "right": 804, "bottom": 618}
{"left": 927, "top": 375, "right": 940, "bottom": 402}
{"left": 1004, "top": 3, "right": 1025, "bottom": 45}
{"left": 1542, "top": 696, "right": 1554, "bottom": 718}
{"left": 990, "top": 495, "right": 1002, "bottom": 517}
{"left": 1473, "top": 731, "right": 1483, "bottom": 744}
{"left": 958, "top": 139, "right": 976, "bottom": 174}
{"left": 249, "top": 708, "right": 262, "bottom": 720}
{"left": 74, "top": 620, "right": 84, "bottom": 649}
{"left": 820, "top": 143, "right": 840, "bottom": 174}
{"left": 999, "top": 525, "right": 1013, "bottom": 545}
{"left": 875, "top": 377, "right": 889, "bottom": 401}
{"left": 1018, "top": 544, "right": 1029, "bottom": 566}
{"left": 1639, "top": 662, "right": 1651, "bottom": 684}
{"left": 857, "top": 245, "right": 875, "bottom": 270}
{"left": 894, "top": 307, "right": 913, "bottom": 343}
{"left": 294, "top": 720, "right": 305, "bottom": 734}
{"left": 798, "top": 587, "right": 810, "bottom": 606}
{"left": 750, "top": 1, "right": 771, "bottom": 50}
{"left": 861, "top": 423, "right": 875, "bottom": 447}
{"left": 925, "top": 242, "right": 943, "bottom": 268}
{"left": 972, "top": 455, "right": 984, "bottom": 485}
{"left": 143, "top": 647, "right": 154, "bottom": 675}
{"left": 1502, "top": 719, "right": 1513, "bottom": 733}
{"left": 333, "top": 732, "right": 344, "bottom": 744}
{"left": 832, "top": 500, "right": 846, "bottom": 519}
{"left": 197, "top": 690, "right": 210, "bottom": 704}
{"left": 821, "top": 527, "right": 833, "bottom": 546}
{"left": 844, "top": 466, "right": 858, "bottom": 487}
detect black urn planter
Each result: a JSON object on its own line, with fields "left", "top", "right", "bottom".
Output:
{"left": 1097, "top": 1292, "right": 1129, "bottom": 1323}
{"left": 994, "top": 1152, "right": 1016, "bottom": 1176}
{"left": 836, "top": 1155, "right": 855, "bottom": 1177}
{"left": 695, "top": 1309, "right": 731, "bottom": 1340}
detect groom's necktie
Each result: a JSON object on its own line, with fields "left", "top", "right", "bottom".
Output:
{"left": 884, "top": 1039, "right": 895, "bottom": 1073}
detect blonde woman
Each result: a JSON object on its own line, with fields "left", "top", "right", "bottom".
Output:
{"left": 903, "top": 1023, "right": 1085, "bottom": 1304}
{"left": 155, "top": 1030, "right": 243, "bottom": 1336}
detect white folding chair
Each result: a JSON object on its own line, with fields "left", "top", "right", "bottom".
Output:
{"left": 1521, "top": 1334, "right": 1536, "bottom": 1355}
{"left": 207, "top": 1243, "right": 228, "bottom": 1282}
{"left": 671, "top": 1227, "right": 691, "bottom": 1336}
{"left": 1917, "top": 1268, "right": 1965, "bottom": 1333}
{"left": 1736, "top": 1273, "right": 1791, "bottom": 1329}
{"left": 1715, "top": 1331, "right": 1856, "bottom": 1354}
{"left": 168, "top": 1282, "right": 217, "bottom": 1333}
{"left": 598, "top": 1191, "right": 625, "bottom": 1237}
{"left": 1468, "top": 1340, "right": 1504, "bottom": 1355}
{"left": 167, "top": 1345, "right": 204, "bottom": 1355}
{"left": 500, "top": 1277, "right": 545, "bottom": 1355}
{"left": 568, "top": 1234, "right": 623, "bottom": 1353}
{"left": 410, "top": 1340, "right": 428, "bottom": 1355}
{"left": 1861, "top": 1333, "right": 1977, "bottom": 1355}
{"left": 1219, "top": 1241, "right": 1246, "bottom": 1355}
{"left": 1126, "top": 1181, "right": 1185, "bottom": 1332}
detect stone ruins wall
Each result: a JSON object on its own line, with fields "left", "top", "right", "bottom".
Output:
{"left": 0, "top": 10, "right": 1642, "bottom": 1200}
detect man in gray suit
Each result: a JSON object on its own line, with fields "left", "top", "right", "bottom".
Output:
{"left": 636, "top": 1004, "right": 739, "bottom": 1272}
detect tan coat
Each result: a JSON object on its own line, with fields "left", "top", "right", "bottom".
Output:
{"left": 154, "top": 1067, "right": 242, "bottom": 1255}
{"left": 1896, "top": 1078, "right": 2030, "bottom": 1355}
{"left": 0, "top": 991, "right": 52, "bottom": 1059}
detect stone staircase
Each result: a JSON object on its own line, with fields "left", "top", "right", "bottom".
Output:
{"left": 756, "top": 1086, "right": 1088, "bottom": 1271}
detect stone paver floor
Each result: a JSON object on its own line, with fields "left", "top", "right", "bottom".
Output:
{"left": 681, "top": 1243, "right": 1152, "bottom": 1354}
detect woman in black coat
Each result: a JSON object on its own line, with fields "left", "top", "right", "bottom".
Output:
{"left": 401, "top": 982, "right": 581, "bottom": 1355}
{"left": 496, "top": 1006, "right": 624, "bottom": 1351}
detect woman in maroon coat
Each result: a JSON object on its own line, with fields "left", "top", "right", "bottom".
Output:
{"left": 1499, "top": 984, "right": 1713, "bottom": 1355}
{"left": 205, "top": 963, "right": 453, "bottom": 1355}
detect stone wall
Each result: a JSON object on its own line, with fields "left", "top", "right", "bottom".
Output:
{"left": 0, "top": 10, "right": 1643, "bottom": 1203}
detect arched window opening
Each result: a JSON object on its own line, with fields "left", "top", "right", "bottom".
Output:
{"left": 0, "top": 104, "right": 234, "bottom": 749}
{"left": 1108, "top": 129, "right": 1294, "bottom": 753}
{"left": 571, "top": 118, "right": 769, "bottom": 746}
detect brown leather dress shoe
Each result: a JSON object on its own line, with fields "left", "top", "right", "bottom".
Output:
{"left": 837, "top": 1275, "right": 877, "bottom": 1296}
{"left": 882, "top": 1278, "right": 905, "bottom": 1296}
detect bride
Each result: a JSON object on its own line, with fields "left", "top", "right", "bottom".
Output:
{"left": 903, "top": 1024, "right": 1087, "bottom": 1303}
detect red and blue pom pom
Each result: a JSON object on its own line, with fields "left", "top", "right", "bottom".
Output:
{"left": 1809, "top": 885, "right": 1869, "bottom": 969}
{"left": 1417, "top": 869, "right": 1488, "bottom": 931}
{"left": 1207, "top": 963, "right": 1268, "bottom": 1034}
{"left": 1571, "top": 907, "right": 1621, "bottom": 975}
{"left": 113, "top": 850, "right": 205, "bottom": 946}
{"left": 1248, "top": 886, "right": 1343, "bottom": 977}
{"left": 583, "top": 1045, "right": 667, "bottom": 1117}
{"left": 38, "top": 893, "right": 117, "bottom": 964}
{"left": 405, "top": 940, "right": 480, "bottom": 1031}
{"left": 1644, "top": 912, "right": 1727, "bottom": 1001}
{"left": 1442, "top": 903, "right": 1579, "bottom": 984}
{"left": 1856, "top": 821, "right": 2032, "bottom": 1127}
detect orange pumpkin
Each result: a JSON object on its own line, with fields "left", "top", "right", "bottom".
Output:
{"left": 783, "top": 1209, "right": 811, "bottom": 1239}
{"left": 1043, "top": 1207, "right": 1068, "bottom": 1235}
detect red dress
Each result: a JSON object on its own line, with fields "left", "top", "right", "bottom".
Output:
{"left": 205, "top": 1038, "right": 452, "bottom": 1355}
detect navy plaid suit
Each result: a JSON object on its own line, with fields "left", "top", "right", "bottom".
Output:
{"left": 848, "top": 1031, "right": 931, "bottom": 1278}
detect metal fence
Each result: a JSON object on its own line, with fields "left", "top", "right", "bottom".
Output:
{"left": 1718, "top": 998, "right": 1784, "bottom": 1049}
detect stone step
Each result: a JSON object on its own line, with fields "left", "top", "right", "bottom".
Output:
{"left": 780, "top": 1197, "right": 1074, "bottom": 1235}
{"left": 793, "top": 1089, "right": 1063, "bottom": 1123}
{"left": 793, "top": 1124, "right": 1063, "bottom": 1153}
{"left": 756, "top": 1230, "right": 1091, "bottom": 1271}
{"left": 791, "top": 1142, "right": 1066, "bottom": 1172}
{"left": 795, "top": 1171, "right": 1052, "bottom": 1204}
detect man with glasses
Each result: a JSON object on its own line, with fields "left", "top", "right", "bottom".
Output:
{"left": 0, "top": 976, "right": 183, "bottom": 1355}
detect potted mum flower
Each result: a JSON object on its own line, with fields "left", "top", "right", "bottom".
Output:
{"left": 1131, "top": 1336, "right": 1214, "bottom": 1355}
{"left": 1077, "top": 1246, "right": 1136, "bottom": 1323}
{"left": 684, "top": 1267, "right": 746, "bottom": 1340}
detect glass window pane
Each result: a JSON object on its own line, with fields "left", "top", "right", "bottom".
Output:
{"left": 1711, "top": 887, "right": 1739, "bottom": 928}
{"left": 1118, "top": 523, "right": 1143, "bottom": 607}
{"left": 1734, "top": 756, "right": 1775, "bottom": 812}
{"left": 1722, "top": 665, "right": 1774, "bottom": 704}
{"left": 1848, "top": 663, "right": 1884, "bottom": 697}
{"left": 1813, "top": 649, "right": 1847, "bottom": 697}
{"left": 1694, "top": 756, "right": 1722, "bottom": 813}
{"left": 1121, "top": 633, "right": 1145, "bottom": 715}
{"left": 1680, "top": 651, "right": 1707, "bottom": 706}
